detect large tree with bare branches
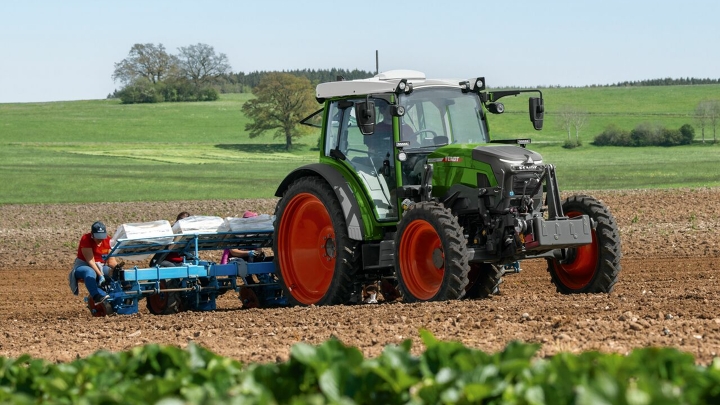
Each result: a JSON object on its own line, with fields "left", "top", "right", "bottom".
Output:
{"left": 177, "top": 43, "right": 231, "bottom": 87}
{"left": 112, "top": 43, "right": 179, "bottom": 85}
{"left": 709, "top": 100, "right": 720, "bottom": 143}
{"left": 557, "top": 105, "right": 589, "bottom": 144}
{"left": 695, "top": 101, "right": 711, "bottom": 143}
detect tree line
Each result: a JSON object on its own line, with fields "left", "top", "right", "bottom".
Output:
{"left": 608, "top": 77, "right": 720, "bottom": 87}
{"left": 220, "top": 68, "right": 375, "bottom": 93}
{"left": 109, "top": 42, "right": 374, "bottom": 104}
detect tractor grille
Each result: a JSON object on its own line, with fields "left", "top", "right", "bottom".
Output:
{"left": 512, "top": 173, "right": 542, "bottom": 196}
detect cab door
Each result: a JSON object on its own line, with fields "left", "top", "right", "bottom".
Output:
{"left": 323, "top": 98, "right": 398, "bottom": 221}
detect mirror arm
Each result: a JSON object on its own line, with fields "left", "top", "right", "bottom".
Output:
{"left": 489, "top": 89, "right": 543, "bottom": 102}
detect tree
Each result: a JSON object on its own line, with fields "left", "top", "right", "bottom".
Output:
{"left": 242, "top": 73, "right": 317, "bottom": 150}
{"left": 709, "top": 100, "right": 720, "bottom": 143}
{"left": 177, "top": 43, "right": 231, "bottom": 87}
{"left": 557, "top": 105, "right": 588, "bottom": 144}
{"left": 112, "top": 43, "right": 179, "bottom": 85}
{"left": 695, "top": 100, "right": 711, "bottom": 143}
{"left": 679, "top": 124, "right": 695, "bottom": 145}
{"left": 116, "top": 78, "right": 164, "bottom": 104}
{"left": 572, "top": 111, "right": 588, "bottom": 142}
{"left": 558, "top": 106, "right": 574, "bottom": 141}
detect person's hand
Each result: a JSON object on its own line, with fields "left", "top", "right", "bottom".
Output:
{"left": 248, "top": 250, "right": 255, "bottom": 259}
{"left": 97, "top": 274, "right": 105, "bottom": 286}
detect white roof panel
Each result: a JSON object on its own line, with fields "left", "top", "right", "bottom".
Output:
{"left": 316, "top": 70, "right": 465, "bottom": 99}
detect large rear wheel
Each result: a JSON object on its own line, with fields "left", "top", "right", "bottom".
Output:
{"left": 273, "top": 177, "right": 360, "bottom": 306}
{"left": 394, "top": 202, "right": 469, "bottom": 302}
{"left": 547, "top": 195, "right": 622, "bottom": 293}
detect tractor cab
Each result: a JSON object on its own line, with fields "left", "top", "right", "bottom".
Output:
{"left": 308, "top": 70, "right": 543, "bottom": 223}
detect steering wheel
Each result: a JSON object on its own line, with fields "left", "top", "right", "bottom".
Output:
{"left": 413, "top": 129, "right": 439, "bottom": 139}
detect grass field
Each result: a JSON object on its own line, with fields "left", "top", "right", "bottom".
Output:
{"left": 1, "top": 86, "right": 719, "bottom": 204}
{"left": 489, "top": 84, "right": 720, "bottom": 142}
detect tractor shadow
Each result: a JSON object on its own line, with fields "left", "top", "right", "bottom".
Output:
{"left": 216, "top": 143, "right": 309, "bottom": 153}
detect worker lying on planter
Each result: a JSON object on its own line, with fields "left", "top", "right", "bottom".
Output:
{"left": 68, "top": 221, "right": 118, "bottom": 304}
{"left": 221, "top": 210, "right": 265, "bottom": 263}
{"left": 149, "top": 211, "right": 192, "bottom": 267}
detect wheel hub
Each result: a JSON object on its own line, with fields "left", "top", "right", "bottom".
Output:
{"left": 560, "top": 247, "right": 578, "bottom": 265}
{"left": 323, "top": 235, "right": 336, "bottom": 260}
{"left": 431, "top": 248, "right": 444, "bottom": 269}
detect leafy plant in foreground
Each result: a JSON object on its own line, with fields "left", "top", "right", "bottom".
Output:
{"left": 2, "top": 332, "right": 720, "bottom": 404}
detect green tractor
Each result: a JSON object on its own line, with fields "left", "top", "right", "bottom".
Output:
{"left": 272, "top": 70, "right": 621, "bottom": 305}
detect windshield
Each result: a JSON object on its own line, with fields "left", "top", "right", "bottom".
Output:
{"left": 398, "top": 87, "right": 489, "bottom": 149}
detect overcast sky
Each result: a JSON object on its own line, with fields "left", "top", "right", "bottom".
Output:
{"left": 1, "top": 0, "right": 718, "bottom": 103}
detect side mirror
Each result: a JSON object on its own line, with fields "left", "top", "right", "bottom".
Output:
{"left": 529, "top": 97, "right": 544, "bottom": 130}
{"left": 355, "top": 100, "right": 376, "bottom": 135}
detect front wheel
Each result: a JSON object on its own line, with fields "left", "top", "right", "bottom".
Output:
{"left": 394, "top": 202, "right": 469, "bottom": 302}
{"left": 547, "top": 195, "right": 622, "bottom": 293}
{"left": 464, "top": 263, "right": 503, "bottom": 299}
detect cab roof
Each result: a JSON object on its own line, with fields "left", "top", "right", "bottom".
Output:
{"left": 315, "top": 70, "right": 464, "bottom": 99}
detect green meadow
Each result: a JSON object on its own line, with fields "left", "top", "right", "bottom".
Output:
{"left": 1, "top": 86, "right": 719, "bottom": 205}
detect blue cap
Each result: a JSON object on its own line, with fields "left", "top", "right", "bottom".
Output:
{"left": 91, "top": 221, "right": 107, "bottom": 239}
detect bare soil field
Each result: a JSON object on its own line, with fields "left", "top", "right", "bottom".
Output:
{"left": 1, "top": 188, "right": 719, "bottom": 364}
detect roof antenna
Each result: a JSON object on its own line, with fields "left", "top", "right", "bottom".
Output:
{"left": 375, "top": 50, "right": 379, "bottom": 75}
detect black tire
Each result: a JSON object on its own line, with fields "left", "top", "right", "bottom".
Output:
{"left": 146, "top": 279, "right": 182, "bottom": 315}
{"left": 239, "top": 286, "right": 260, "bottom": 309}
{"left": 547, "top": 195, "right": 622, "bottom": 293}
{"left": 464, "top": 263, "right": 503, "bottom": 299}
{"left": 273, "top": 177, "right": 361, "bottom": 306}
{"left": 394, "top": 202, "right": 470, "bottom": 302}
{"left": 88, "top": 296, "right": 114, "bottom": 317}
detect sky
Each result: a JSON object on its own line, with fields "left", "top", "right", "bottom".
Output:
{"left": 1, "top": 0, "right": 718, "bottom": 103}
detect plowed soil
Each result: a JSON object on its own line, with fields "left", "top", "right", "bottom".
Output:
{"left": 1, "top": 188, "right": 719, "bottom": 364}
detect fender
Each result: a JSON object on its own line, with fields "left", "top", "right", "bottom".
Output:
{"left": 275, "top": 163, "right": 365, "bottom": 241}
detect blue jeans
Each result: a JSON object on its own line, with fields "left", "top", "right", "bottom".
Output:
{"left": 72, "top": 258, "right": 110, "bottom": 298}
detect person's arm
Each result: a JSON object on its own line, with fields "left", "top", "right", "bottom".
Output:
{"left": 81, "top": 247, "right": 104, "bottom": 277}
{"left": 228, "top": 248, "right": 249, "bottom": 258}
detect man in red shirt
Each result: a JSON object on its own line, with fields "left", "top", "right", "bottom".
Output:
{"left": 68, "top": 221, "right": 117, "bottom": 303}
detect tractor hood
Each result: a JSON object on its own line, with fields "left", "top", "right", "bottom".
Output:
{"left": 471, "top": 145, "right": 544, "bottom": 185}
{"left": 427, "top": 144, "right": 545, "bottom": 197}
{"left": 472, "top": 145, "right": 543, "bottom": 165}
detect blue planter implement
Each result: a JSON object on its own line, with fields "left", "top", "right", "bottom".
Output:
{"left": 86, "top": 229, "right": 286, "bottom": 316}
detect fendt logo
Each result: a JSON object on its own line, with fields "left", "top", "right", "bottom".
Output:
{"left": 428, "top": 157, "right": 462, "bottom": 163}
{"left": 513, "top": 165, "right": 542, "bottom": 171}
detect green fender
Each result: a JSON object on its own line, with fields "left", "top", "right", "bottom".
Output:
{"left": 275, "top": 163, "right": 382, "bottom": 241}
